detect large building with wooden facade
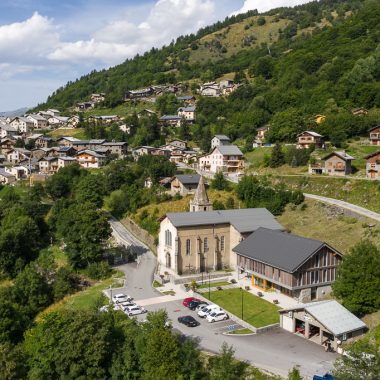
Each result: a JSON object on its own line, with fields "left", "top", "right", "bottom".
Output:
{"left": 233, "top": 228, "right": 342, "bottom": 303}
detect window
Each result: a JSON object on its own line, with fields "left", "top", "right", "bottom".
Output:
{"left": 220, "top": 236, "right": 225, "bottom": 251}
{"left": 204, "top": 237, "right": 209, "bottom": 252}
{"left": 315, "top": 271, "right": 319, "bottom": 283}
{"left": 186, "top": 239, "right": 191, "bottom": 256}
{"left": 324, "top": 269, "right": 327, "bottom": 282}
{"left": 315, "top": 254, "right": 319, "bottom": 267}
{"left": 165, "top": 230, "right": 172, "bottom": 247}
{"left": 311, "top": 271, "right": 314, "bottom": 284}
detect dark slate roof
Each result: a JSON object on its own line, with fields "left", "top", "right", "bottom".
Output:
{"left": 166, "top": 208, "right": 283, "bottom": 234}
{"left": 233, "top": 228, "right": 327, "bottom": 273}
{"left": 174, "top": 174, "right": 200, "bottom": 185}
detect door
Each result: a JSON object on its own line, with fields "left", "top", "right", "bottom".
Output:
{"left": 282, "top": 315, "right": 294, "bottom": 332}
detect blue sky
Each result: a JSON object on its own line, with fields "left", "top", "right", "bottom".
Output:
{"left": 0, "top": 0, "right": 310, "bottom": 110}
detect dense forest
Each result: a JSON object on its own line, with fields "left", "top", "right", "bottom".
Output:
{"left": 34, "top": 0, "right": 380, "bottom": 148}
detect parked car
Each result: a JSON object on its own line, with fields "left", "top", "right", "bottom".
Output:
{"left": 198, "top": 304, "right": 221, "bottom": 318}
{"left": 178, "top": 316, "right": 200, "bottom": 327}
{"left": 125, "top": 306, "right": 146, "bottom": 316}
{"left": 112, "top": 293, "right": 133, "bottom": 304}
{"left": 121, "top": 302, "right": 137, "bottom": 310}
{"left": 188, "top": 300, "right": 208, "bottom": 310}
{"left": 196, "top": 303, "right": 209, "bottom": 312}
{"left": 206, "top": 311, "right": 229, "bottom": 323}
{"left": 182, "top": 297, "right": 199, "bottom": 307}
{"left": 313, "top": 374, "right": 334, "bottom": 380}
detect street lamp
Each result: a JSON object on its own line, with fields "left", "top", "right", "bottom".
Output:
{"left": 241, "top": 287, "right": 244, "bottom": 321}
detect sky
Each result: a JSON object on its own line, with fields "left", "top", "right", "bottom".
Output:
{"left": 0, "top": 0, "right": 311, "bottom": 111}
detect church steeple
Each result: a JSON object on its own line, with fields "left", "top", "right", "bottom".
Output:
{"left": 190, "top": 176, "right": 213, "bottom": 212}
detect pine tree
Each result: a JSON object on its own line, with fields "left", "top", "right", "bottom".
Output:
{"left": 269, "top": 143, "right": 285, "bottom": 168}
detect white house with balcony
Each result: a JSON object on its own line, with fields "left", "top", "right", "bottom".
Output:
{"left": 199, "top": 145, "right": 244, "bottom": 174}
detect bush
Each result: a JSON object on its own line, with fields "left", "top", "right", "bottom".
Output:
{"left": 84, "top": 261, "right": 112, "bottom": 280}
{"left": 257, "top": 17, "right": 266, "bottom": 26}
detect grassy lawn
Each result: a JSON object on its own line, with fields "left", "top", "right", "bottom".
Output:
{"left": 204, "top": 288, "right": 279, "bottom": 328}
{"left": 197, "top": 281, "right": 230, "bottom": 289}
{"left": 82, "top": 101, "right": 153, "bottom": 118}
{"left": 278, "top": 199, "right": 380, "bottom": 254}
{"left": 229, "top": 328, "right": 253, "bottom": 335}
{"left": 47, "top": 128, "right": 87, "bottom": 139}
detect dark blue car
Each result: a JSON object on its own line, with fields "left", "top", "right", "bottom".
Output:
{"left": 313, "top": 374, "right": 334, "bottom": 380}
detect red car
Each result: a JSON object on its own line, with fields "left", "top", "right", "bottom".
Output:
{"left": 182, "top": 297, "right": 199, "bottom": 307}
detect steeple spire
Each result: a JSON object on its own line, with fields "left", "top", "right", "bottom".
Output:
{"left": 190, "top": 176, "right": 213, "bottom": 212}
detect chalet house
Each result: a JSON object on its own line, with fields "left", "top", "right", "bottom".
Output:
{"left": 323, "top": 151, "right": 355, "bottom": 176}
{"left": 177, "top": 106, "right": 196, "bottom": 122}
{"left": 46, "top": 109, "right": 60, "bottom": 117}
{"left": 56, "top": 136, "right": 81, "bottom": 147}
{"left": 159, "top": 115, "right": 181, "bottom": 127}
{"left": 199, "top": 145, "right": 244, "bottom": 174}
{"left": 26, "top": 114, "right": 49, "bottom": 129}
{"left": 137, "top": 109, "right": 156, "bottom": 118}
{"left": 76, "top": 102, "right": 94, "bottom": 111}
{"left": 10, "top": 117, "right": 34, "bottom": 133}
{"left": 35, "top": 136, "right": 53, "bottom": 149}
{"left": 256, "top": 126, "right": 269, "bottom": 141}
{"left": 297, "top": 131, "right": 324, "bottom": 149}
{"left": 0, "top": 168, "right": 16, "bottom": 184}
{"left": 280, "top": 300, "right": 366, "bottom": 352}
{"left": 76, "top": 150, "right": 106, "bottom": 169}
{"left": 369, "top": 126, "right": 380, "bottom": 146}
{"left": 176, "top": 95, "right": 196, "bottom": 106}
{"left": 200, "top": 82, "right": 221, "bottom": 97}
{"left": 125, "top": 87, "right": 154, "bottom": 100}
{"left": 158, "top": 180, "right": 284, "bottom": 275}
{"left": 352, "top": 107, "right": 368, "bottom": 116}
{"left": 0, "top": 124, "right": 17, "bottom": 139}
{"left": 48, "top": 116, "right": 69, "bottom": 126}
{"left": 0, "top": 154, "right": 5, "bottom": 166}
{"left": 364, "top": 151, "right": 380, "bottom": 179}
{"left": 57, "top": 157, "right": 77, "bottom": 169}
{"left": 31, "top": 148, "right": 54, "bottom": 160}
{"left": 56, "top": 146, "right": 77, "bottom": 157}
{"left": 151, "top": 148, "right": 171, "bottom": 158}
{"left": 92, "top": 115, "right": 119, "bottom": 124}
{"left": 168, "top": 149, "right": 186, "bottom": 164}
{"left": 164, "top": 139, "right": 187, "bottom": 151}
{"left": 102, "top": 142, "right": 128, "bottom": 158}
{"left": 6, "top": 148, "right": 31, "bottom": 164}
{"left": 72, "top": 139, "right": 106, "bottom": 151}
{"left": 234, "top": 228, "right": 343, "bottom": 302}
{"left": 90, "top": 93, "right": 105, "bottom": 103}
{"left": 211, "top": 135, "right": 231, "bottom": 149}
{"left": 170, "top": 174, "right": 201, "bottom": 196}
{"left": 6, "top": 165, "right": 29, "bottom": 180}
{"left": 68, "top": 115, "right": 80, "bottom": 128}
{"left": 39, "top": 157, "right": 59, "bottom": 174}
{"left": 132, "top": 146, "right": 155, "bottom": 160}
{"left": 0, "top": 138, "right": 16, "bottom": 153}
{"left": 19, "top": 158, "right": 39, "bottom": 174}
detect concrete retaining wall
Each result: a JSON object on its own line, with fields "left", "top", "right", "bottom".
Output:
{"left": 255, "top": 323, "right": 280, "bottom": 334}
{"left": 121, "top": 217, "right": 157, "bottom": 254}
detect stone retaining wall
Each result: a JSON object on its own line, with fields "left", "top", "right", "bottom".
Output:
{"left": 121, "top": 217, "right": 157, "bottom": 254}
{"left": 172, "top": 272, "right": 232, "bottom": 285}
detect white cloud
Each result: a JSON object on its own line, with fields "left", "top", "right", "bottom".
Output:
{"left": 233, "top": 0, "right": 311, "bottom": 14}
{"left": 0, "top": 12, "right": 59, "bottom": 61}
{"left": 49, "top": 0, "right": 216, "bottom": 65}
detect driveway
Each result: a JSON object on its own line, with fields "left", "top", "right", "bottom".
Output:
{"left": 107, "top": 219, "right": 337, "bottom": 379}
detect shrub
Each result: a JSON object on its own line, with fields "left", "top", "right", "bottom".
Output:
{"left": 84, "top": 261, "right": 112, "bottom": 280}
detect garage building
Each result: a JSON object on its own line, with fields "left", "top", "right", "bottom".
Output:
{"left": 279, "top": 300, "right": 367, "bottom": 352}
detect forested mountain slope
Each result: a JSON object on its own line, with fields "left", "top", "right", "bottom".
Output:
{"left": 36, "top": 0, "right": 380, "bottom": 146}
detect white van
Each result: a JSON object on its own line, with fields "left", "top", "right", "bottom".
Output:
{"left": 198, "top": 304, "right": 221, "bottom": 318}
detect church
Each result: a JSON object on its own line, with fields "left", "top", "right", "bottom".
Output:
{"left": 157, "top": 176, "right": 284, "bottom": 275}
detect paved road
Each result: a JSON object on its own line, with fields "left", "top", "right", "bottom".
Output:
{"left": 304, "top": 193, "right": 380, "bottom": 222}
{"left": 109, "top": 218, "right": 159, "bottom": 301}
{"left": 108, "top": 218, "right": 336, "bottom": 379}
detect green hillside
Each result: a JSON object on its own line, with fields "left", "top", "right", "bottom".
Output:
{"left": 35, "top": 0, "right": 380, "bottom": 148}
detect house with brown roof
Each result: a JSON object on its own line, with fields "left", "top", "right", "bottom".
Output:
{"left": 369, "top": 126, "right": 380, "bottom": 146}
{"left": 323, "top": 151, "right": 355, "bottom": 176}
{"left": 364, "top": 151, "right": 380, "bottom": 179}
{"left": 297, "top": 131, "right": 324, "bottom": 149}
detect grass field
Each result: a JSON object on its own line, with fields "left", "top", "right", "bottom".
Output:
{"left": 229, "top": 328, "right": 253, "bottom": 335}
{"left": 82, "top": 101, "right": 153, "bottom": 118}
{"left": 197, "top": 281, "right": 230, "bottom": 289}
{"left": 47, "top": 128, "right": 87, "bottom": 139}
{"left": 278, "top": 199, "right": 380, "bottom": 254}
{"left": 204, "top": 288, "right": 280, "bottom": 328}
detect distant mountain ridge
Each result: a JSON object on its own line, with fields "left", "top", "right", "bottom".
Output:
{"left": 0, "top": 107, "right": 29, "bottom": 117}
